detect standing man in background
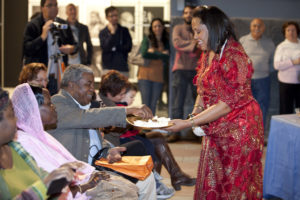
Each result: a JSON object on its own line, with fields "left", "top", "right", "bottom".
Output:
{"left": 23, "top": 0, "right": 77, "bottom": 95}
{"left": 66, "top": 3, "right": 93, "bottom": 66}
{"left": 240, "top": 18, "right": 275, "bottom": 133}
{"left": 168, "top": 5, "right": 201, "bottom": 143}
{"left": 99, "top": 6, "right": 132, "bottom": 77}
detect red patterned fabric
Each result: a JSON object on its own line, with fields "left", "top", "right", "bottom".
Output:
{"left": 193, "top": 39, "right": 264, "bottom": 200}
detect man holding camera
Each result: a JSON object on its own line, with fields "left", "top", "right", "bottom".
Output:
{"left": 23, "top": 0, "right": 77, "bottom": 95}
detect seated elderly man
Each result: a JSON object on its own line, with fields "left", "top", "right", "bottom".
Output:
{"left": 48, "top": 64, "right": 156, "bottom": 200}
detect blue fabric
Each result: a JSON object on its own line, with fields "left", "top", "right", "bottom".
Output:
{"left": 138, "top": 79, "right": 163, "bottom": 115}
{"left": 263, "top": 114, "right": 300, "bottom": 200}
{"left": 251, "top": 76, "right": 270, "bottom": 127}
{"left": 171, "top": 70, "right": 197, "bottom": 119}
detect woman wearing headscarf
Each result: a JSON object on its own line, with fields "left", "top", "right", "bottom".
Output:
{"left": 11, "top": 83, "right": 138, "bottom": 199}
{"left": 0, "top": 87, "right": 77, "bottom": 199}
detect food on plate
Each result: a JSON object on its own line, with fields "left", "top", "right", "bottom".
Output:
{"left": 133, "top": 116, "right": 171, "bottom": 128}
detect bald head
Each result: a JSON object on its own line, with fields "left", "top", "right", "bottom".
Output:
{"left": 250, "top": 18, "right": 265, "bottom": 40}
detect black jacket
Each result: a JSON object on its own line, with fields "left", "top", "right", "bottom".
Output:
{"left": 99, "top": 24, "right": 132, "bottom": 72}
{"left": 72, "top": 21, "right": 93, "bottom": 65}
{"left": 23, "top": 14, "right": 76, "bottom": 66}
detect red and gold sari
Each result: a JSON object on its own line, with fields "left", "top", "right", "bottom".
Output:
{"left": 193, "top": 39, "right": 264, "bottom": 200}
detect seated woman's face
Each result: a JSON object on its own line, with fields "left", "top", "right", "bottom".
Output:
{"left": 0, "top": 103, "right": 17, "bottom": 145}
{"left": 29, "top": 70, "right": 48, "bottom": 88}
{"left": 39, "top": 89, "right": 57, "bottom": 125}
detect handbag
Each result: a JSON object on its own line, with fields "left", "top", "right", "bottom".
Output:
{"left": 128, "top": 44, "right": 150, "bottom": 67}
{"left": 95, "top": 156, "right": 153, "bottom": 180}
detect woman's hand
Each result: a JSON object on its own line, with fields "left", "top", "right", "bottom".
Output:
{"left": 292, "top": 57, "right": 300, "bottom": 65}
{"left": 164, "top": 119, "right": 191, "bottom": 133}
{"left": 43, "top": 165, "right": 75, "bottom": 189}
{"left": 70, "top": 171, "right": 110, "bottom": 196}
{"left": 147, "top": 48, "right": 155, "bottom": 53}
{"left": 86, "top": 171, "right": 110, "bottom": 188}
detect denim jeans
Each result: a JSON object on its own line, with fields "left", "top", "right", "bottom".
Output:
{"left": 251, "top": 76, "right": 270, "bottom": 126}
{"left": 171, "top": 70, "right": 197, "bottom": 119}
{"left": 138, "top": 79, "right": 163, "bottom": 115}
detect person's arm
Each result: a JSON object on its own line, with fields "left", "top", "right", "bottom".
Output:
{"left": 99, "top": 28, "right": 119, "bottom": 53}
{"left": 52, "top": 95, "right": 152, "bottom": 129}
{"left": 140, "top": 37, "right": 169, "bottom": 60}
{"left": 191, "top": 94, "right": 205, "bottom": 114}
{"left": 52, "top": 95, "right": 127, "bottom": 129}
{"left": 23, "top": 21, "right": 48, "bottom": 57}
{"left": 274, "top": 45, "right": 299, "bottom": 71}
{"left": 166, "top": 100, "right": 231, "bottom": 132}
{"left": 172, "top": 25, "right": 197, "bottom": 52}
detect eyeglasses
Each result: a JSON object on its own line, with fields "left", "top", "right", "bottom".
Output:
{"left": 107, "top": 14, "right": 118, "bottom": 18}
{"left": 44, "top": 3, "right": 57, "bottom": 8}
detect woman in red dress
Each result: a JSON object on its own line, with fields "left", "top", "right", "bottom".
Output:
{"left": 166, "top": 6, "right": 264, "bottom": 200}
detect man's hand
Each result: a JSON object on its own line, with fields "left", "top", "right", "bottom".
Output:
{"left": 41, "top": 20, "right": 53, "bottom": 41}
{"left": 107, "top": 147, "right": 126, "bottom": 164}
{"left": 59, "top": 44, "right": 75, "bottom": 55}
{"left": 126, "top": 104, "right": 153, "bottom": 120}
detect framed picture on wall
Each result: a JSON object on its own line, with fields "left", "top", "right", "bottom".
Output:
{"left": 86, "top": 7, "right": 106, "bottom": 46}
{"left": 115, "top": 6, "right": 135, "bottom": 41}
{"left": 143, "top": 6, "right": 164, "bottom": 36}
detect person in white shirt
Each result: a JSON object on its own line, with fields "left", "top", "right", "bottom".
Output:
{"left": 274, "top": 21, "right": 300, "bottom": 114}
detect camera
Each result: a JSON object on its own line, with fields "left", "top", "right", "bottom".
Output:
{"left": 51, "top": 21, "right": 68, "bottom": 30}
{"left": 50, "top": 21, "right": 68, "bottom": 37}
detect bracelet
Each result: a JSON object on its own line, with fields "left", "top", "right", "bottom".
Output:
{"left": 77, "top": 185, "right": 82, "bottom": 193}
{"left": 189, "top": 117, "right": 195, "bottom": 129}
{"left": 194, "top": 104, "right": 204, "bottom": 111}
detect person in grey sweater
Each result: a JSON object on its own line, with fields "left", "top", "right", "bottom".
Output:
{"left": 240, "top": 18, "right": 275, "bottom": 128}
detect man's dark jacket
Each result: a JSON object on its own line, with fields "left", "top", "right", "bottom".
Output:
{"left": 72, "top": 21, "right": 93, "bottom": 65}
{"left": 99, "top": 24, "right": 132, "bottom": 72}
{"left": 23, "top": 14, "right": 76, "bottom": 66}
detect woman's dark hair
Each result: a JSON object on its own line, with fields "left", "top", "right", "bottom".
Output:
{"left": 19, "top": 63, "right": 47, "bottom": 84}
{"left": 193, "top": 6, "right": 237, "bottom": 53}
{"left": 30, "top": 85, "right": 44, "bottom": 106}
{"left": 148, "top": 18, "right": 169, "bottom": 49}
{"left": 0, "top": 88, "right": 9, "bottom": 121}
{"left": 282, "top": 21, "right": 300, "bottom": 37}
{"left": 99, "top": 70, "right": 130, "bottom": 97}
